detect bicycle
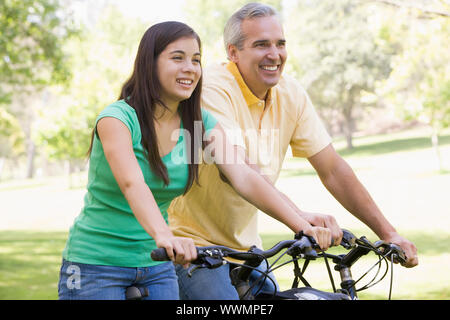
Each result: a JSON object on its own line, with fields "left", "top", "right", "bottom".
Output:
{"left": 149, "top": 229, "right": 407, "bottom": 300}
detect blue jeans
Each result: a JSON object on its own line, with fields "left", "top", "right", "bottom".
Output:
{"left": 176, "top": 261, "right": 279, "bottom": 300}
{"left": 58, "top": 259, "right": 179, "bottom": 300}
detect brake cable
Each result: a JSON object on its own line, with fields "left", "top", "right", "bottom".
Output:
{"left": 319, "top": 247, "right": 337, "bottom": 293}
{"left": 386, "top": 249, "right": 400, "bottom": 300}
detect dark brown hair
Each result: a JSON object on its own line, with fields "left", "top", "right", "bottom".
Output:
{"left": 88, "top": 21, "right": 205, "bottom": 193}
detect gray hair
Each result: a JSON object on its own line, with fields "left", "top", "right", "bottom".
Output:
{"left": 224, "top": 3, "right": 280, "bottom": 53}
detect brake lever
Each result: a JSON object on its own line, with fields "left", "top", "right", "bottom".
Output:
{"left": 186, "top": 255, "right": 226, "bottom": 277}
{"left": 373, "top": 241, "right": 407, "bottom": 264}
{"left": 340, "top": 229, "right": 356, "bottom": 249}
{"left": 290, "top": 233, "right": 318, "bottom": 259}
{"left": 386, "top": 244, "right": 407, "bottom": 264}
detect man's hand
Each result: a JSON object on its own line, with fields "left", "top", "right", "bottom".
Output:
{"left": 383, "top": 233, "right": 418, "bottom": 268}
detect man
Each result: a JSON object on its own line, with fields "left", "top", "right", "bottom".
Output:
{"left": 168, "top": 2, "right": 418, "bottom": 300}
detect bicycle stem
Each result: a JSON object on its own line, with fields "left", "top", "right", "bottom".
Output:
{"left": 337, "top": 266, "right": 357, "bottom": 299}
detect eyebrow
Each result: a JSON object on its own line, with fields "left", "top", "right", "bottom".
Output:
{"left": 169, "top": 50, "right": 201, "bottom": 56}
{"left": 252, "top": 39, "right": 286, "bottom": 46}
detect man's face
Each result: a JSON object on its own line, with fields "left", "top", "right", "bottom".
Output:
{"left": 228, "top": 16, "right": 287, "bottom": 99}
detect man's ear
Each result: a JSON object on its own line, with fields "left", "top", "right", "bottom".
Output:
{"left": 227, "top": 44, "right": 239, "bottom": 63}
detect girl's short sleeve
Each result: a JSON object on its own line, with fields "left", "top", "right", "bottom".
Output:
{"left": 95, "top": 101, "right": 140, "bottom": 145}
{"left": 201, "top": 108, "right": 218, "bottom": 133}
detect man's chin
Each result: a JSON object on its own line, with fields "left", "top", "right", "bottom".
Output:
{"left": 261, "top": 78, "right": 281, "bottom": 89}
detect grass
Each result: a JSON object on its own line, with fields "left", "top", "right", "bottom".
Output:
{"left": 0, "top": 229, "right": 448, "bottom": 300}
{"left": 337, "top": 134, "right": 450, "bottom": 158}
{"left": 0, "top": 231, "right": 67, "bottom": 300}
{"left": 281, "top": 128, "right": 450, "bottom": 178}
{"left": 0, "top": 127, "right": 449, "bottom": 300}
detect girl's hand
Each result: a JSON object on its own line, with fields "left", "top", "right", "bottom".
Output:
{"left": 155, "top": 235, "right": 197, "bottom": 268}
{"left": 303, "top": 226, "right": 332, "bottom": 251}
{"left": 301, "top": 212, "right": 343, "bottom": 247}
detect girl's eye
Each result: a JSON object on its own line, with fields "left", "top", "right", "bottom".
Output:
{"left": 172, "top": 56, "right": 183, "bottom": 60}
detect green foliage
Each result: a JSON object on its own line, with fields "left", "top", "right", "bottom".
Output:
{"left": 0, "top": 106, "right": 24, "bottom": 157}
{"left": 0, "top": 0, "right": 78, "bottom": 96}
{"left": 0, "top": 0, "right": 79, "bottom": 169}
{"left": 285, "top": 0, "right": 393, "bottom": 147}
{"left": 37, "top": 4, "right": 147, "bottom": 164}
{"left": 38, "top": 106, "right": 91, "bottom": 162}
{"left": 382, "top": 15, "right": 450, "bottom": 132}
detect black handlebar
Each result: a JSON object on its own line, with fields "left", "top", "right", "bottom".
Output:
{"left": 151, "top": 229, "right": 358, "bottom": 263}
{"left": 150, "top": 240, "right": 307, "bottom": 262}
{"left": 150, "top": 229, "right": 408, "bottom": 301}
{"left": 151, "top": 229, "right": 406, "bottom": 266}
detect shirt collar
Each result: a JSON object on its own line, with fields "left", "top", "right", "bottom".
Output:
{"left": 226, "top": 61, "right": 272, "bottom": 107}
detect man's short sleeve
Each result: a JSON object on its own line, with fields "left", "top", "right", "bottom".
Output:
{"left": 201, "top": 85, "right": 246, "bottom": 149}
{"left": 290, "top": 89, "right": 332, "bottom": 158}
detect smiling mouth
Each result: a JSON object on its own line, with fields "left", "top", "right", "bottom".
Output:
{"left": 260, "top": 65, "right": 279, "bottom": 72}
{"left": 176, "top": 79, "right": 194, "bottom": 85}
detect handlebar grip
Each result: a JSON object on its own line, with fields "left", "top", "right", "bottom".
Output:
{"left": 288, "top": 236, "right": 317, "bottom": 257}
{"left": 389, "top": 244, "right": 407, "bottom": 263}
{"left": 341, "top": 229, "right": 356, "bottom": 248}
{"left": 151, "top": 248, "right": 170, "bottom": 261}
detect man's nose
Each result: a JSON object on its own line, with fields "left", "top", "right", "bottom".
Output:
{"left": 266, "top": 45, "right": 281, "bottom": 60}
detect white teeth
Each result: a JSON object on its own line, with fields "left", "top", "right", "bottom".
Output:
{"left": 177, "top": 79, "right": 193, "bottom": 85}
{"left": 261, "top": 65, "right": 278, "bottom": 71}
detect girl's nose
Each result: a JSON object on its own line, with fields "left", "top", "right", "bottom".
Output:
{"left": 182, "top": 61, "right": 196, "bottom": 73}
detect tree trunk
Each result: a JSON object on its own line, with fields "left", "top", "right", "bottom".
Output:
{"left": 0, "top": 157, "right": 4, "bottom": 181}
{"left": 26, "top": 140, "right": 36, "bottom": 179}
{"left": 343, "top": 104, "right": 355, "bottom": 150}
{"left": 431, "top": 126, "right": 443, "bottom": 172}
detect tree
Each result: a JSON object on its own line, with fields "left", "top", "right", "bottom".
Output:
{"left": 379, "top": 2, "right": 450, "bottom": 171}
{"left": 284, "top": 0, "right": 394, "bottom": 149}
{"left": 0, "top": 0, "right": 78, "bottom": 178}
{"left": 37, "top": 4, "right": 146, "bottom": 185}
{"left": 0, "top": 107, "right": 24, "bottom": 179}
{"left": 0, "top": 0, "right": 76, "bottom": 98}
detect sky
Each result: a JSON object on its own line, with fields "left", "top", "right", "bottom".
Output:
{"left": 70, "top": 0, "right": 188, "bottom": 27}
{"left": 111, "top": 0, "right": 186, "bottom": 23}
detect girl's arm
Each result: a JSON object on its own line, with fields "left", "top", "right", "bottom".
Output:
{"left": 97, "top": 117, "right": 197, "bottom": 266}
{"left": 205, "top": 123, "right": 332, "bottom": 250}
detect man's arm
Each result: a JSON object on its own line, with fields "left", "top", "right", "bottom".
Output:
{"left": 221, "top": 145, "right": 344, "bottom": 245}
{"left": 307, "top": 144, "right": 419, "bottom": 267}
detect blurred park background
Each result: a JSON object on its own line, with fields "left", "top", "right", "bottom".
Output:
{"left": 1, "top": 0, "right": 449, "bottom": 299}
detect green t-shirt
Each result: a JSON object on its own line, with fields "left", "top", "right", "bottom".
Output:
{"left": 62, "top": 100, "right": 218, "bottom": 267}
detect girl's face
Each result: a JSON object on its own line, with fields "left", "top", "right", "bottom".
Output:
{"left": 156, "top": 36, "right": 202, "bottom": 107}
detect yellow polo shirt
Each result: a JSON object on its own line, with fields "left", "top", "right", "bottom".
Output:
{"left": 168, "top": 62, "right": 331, "bottom": 251}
